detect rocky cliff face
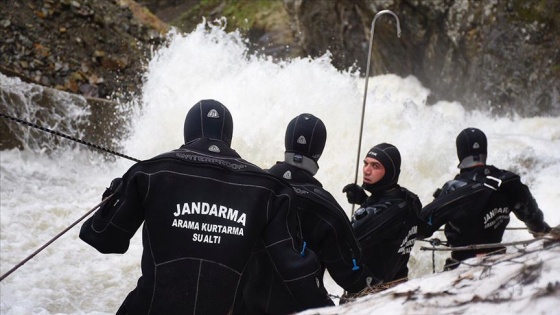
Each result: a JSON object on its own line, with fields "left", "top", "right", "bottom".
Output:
{"left": 1, "top": 0, "right": 558, "bottom": 131}
{"left": 280, "top": 0, "right": 560, "bottom": 116}
{"left": 0, "top": 0, "right": 168, "bottom": 101}
{"left": 0, "top": 0, "right": 169, "bottom": 150}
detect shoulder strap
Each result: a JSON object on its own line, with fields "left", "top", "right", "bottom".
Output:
{"left": 420, "top": 180, "right": 492, "bottom": 229}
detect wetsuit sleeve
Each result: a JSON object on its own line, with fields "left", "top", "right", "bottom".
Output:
{"left": 416, "top": 184, "right": 450, "bottom": 239}
{"left": 416, "top": 217, "right": 438, "bottom": 239}
{"left": 312, "top": 215, "right": 377, "bottom": 293}
{"left": 261, "top": 193, "right": 333, "bottom": 310}
{"left": 503, "top": 175, "right": 551, "bottom": 233}
{"left": 80, "top": 168, "right": 146, "bottom": 254}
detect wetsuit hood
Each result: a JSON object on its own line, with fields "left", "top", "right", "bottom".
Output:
{"left": 284, "top": 113, "right": 326, "bottom": 175}
{"left": 456, "top": 127, "right": 487, "bottom": 169}
{"left": 362, "top": 143, "right": 401, "bottom": 194}
{"left": 184, "top": 99, "right": 233, "bottom": 147}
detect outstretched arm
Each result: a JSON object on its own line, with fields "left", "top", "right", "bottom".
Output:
{"left": 505, "top": 177, "right": 551, "bottom": 234}
{"left": 308, "top": 210, "right": 379, "bottom": 293}
{"left": 80, "top": 171, "right": 145, "bottom": 253}
{"left": 262, "top": 194, "right": 333, "bottom": 310}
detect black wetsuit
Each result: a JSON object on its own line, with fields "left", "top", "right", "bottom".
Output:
{"left": 419, "top": 165, "right": 550, "bottom": 262}
{"left": 80, "top": 139, "right": 329, "bottom": 315}
{"left": 241, "top": 162, "right": 374, "bottom": 315}
{"left": 351, "top": 186, "right": 422, "bottom": 283}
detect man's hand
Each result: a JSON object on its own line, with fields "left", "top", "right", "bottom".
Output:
{"left": 529, "top": 222, "right": 551, "bottom": 238}
{"left": 102, "top": 178, "right": 123, "bottom": 200}
{"left": 342, "top": 183, "right": 367, "bottom": 205}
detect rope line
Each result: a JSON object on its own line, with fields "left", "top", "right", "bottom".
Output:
{"left": 419, "top": 237, "right": 545, "bottom": 252}
{"left": 0, "top": 112, "right": 140, "bottom": 162}
{"left": 0, "top": 111, "right": 139, "bottom": 281}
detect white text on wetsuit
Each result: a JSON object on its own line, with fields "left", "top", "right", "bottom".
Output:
{"left": 174, "top": 202, "right": 247, "bottom": 226}
{"left": 172, "top": 202, "right": 247, "bottom": 245}
{"left": 398, "top": 225, "right": 417, "bottom": 255}
{"left": 483, "top": 207, "right": 510, "bottom": 229}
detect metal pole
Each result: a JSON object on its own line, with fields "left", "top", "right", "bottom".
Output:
{"left": 352, "top": 10, "right": 401, "bottom": 214}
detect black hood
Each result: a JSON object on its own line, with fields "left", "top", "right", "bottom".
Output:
{"left": 184, "top": 99, "right": 233, "bottom": 146}
{"left": 363, "top": 143, "right": 401, "bottom": 194}
{"left": 284, "top": 113, "right": 326, "bottom": 175}
{"left": 456, "top": 127, "right": 487, "bottom": 169}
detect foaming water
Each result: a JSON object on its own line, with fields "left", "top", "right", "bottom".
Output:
{"left": 1, "top": 22, "right": 559, "bottom": 314}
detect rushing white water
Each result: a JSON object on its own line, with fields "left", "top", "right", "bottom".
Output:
{"left": 1, "top": 22, "right": 559, "bottom": 314}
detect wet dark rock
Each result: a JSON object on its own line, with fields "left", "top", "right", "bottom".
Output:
{"left": 0, "top": 77, "right": 128, "bottom": 154}
{"left": 0, "top": 0, "right": 168, "bottom": 102}
{"left": 279, "top": 0, "right": 560, "bottom": 116}
{"left": 1, "top": 19, "right": 11, "bottom": 28}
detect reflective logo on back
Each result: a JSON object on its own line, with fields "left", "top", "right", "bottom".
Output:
{"left": 207, "top": 109, "right": 220, "bottom": 119}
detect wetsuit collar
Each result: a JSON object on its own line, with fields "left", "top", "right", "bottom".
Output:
{"left": 366, "top": 184, "right": 401, "bottom": 200}
{"left": 182, "top": 138, "right": 240, "bottom": 157}
{"left": 284, "top": 152, "right": 319, "bottom": 175}
{"left": 458, "top": 155, "right": 487, "bottom": 169}
{"left": 269, "top": 161, "right": 322, "bottom": 186}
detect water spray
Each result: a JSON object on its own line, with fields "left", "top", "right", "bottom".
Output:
{"left": 0, "top": 112, "right": 138, "bottom": 281}
{"left": 0, "top": 195, "right": 112, "bottom": 282}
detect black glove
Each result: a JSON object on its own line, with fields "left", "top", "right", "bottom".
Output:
{"left": 102, "top": 177, "right": 123, "bottom": 200}
{"left": 529, "top": 222, "right": 551, "bottom": 238}
{"left": 543, "top": 222, "right": 552, "bottom": 233}
{"left": 342, "top": 183, "right": 367, "bottom": 205}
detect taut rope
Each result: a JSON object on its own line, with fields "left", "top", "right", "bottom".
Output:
{"left": 0, "top": 112, "right": 140, "bottom": 162}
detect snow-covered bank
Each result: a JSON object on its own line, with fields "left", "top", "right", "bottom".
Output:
{"left": 301, "top": 233, "right": 560, "bottom": 314}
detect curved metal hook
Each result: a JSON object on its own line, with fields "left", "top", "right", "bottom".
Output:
{"left": 367, "top": 11, "right": 401, "bottom": 82}
{"left": 351, "top": 10, "right": 401, "bottom": 214}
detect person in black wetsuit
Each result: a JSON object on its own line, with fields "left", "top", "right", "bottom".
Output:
{"left": 417, "top": 127, "right": 551, "bottom": 270}
{"left": 79, "top": 100, "right": 331, "bottom": 315}
{"left": 342, "top": 143, "right": 423, "bottom": 283}
{"left": 240, "top": 113, "right": 376, "bottom": 314}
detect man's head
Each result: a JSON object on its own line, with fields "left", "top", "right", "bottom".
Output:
{"left": 456, "top": 127, "right": 487, "bottom": 169}
{"left": 184, "top": 99, "right": 233, "bottom": 146}
{"left": 362, "top": 143, "right": 401, "bottom": 193}
{"left": 284, "top": 113, "right": 327, "bottom": 175}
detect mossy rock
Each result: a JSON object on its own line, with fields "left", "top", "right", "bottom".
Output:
{"left": 170, "top": 0, "right": 285, "bottom": 35}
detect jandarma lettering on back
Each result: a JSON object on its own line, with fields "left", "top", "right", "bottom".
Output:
{"left": 174, "top": 202, "right": 247, "bottom": 226}
{"left": 175, "top": 153, "right": 247, "bottom": 170}
{"left": 483, "top": 207, "right": 509, "bottom": 225}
